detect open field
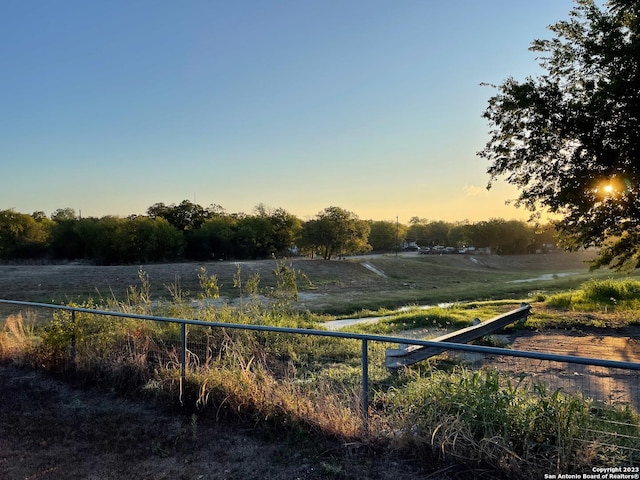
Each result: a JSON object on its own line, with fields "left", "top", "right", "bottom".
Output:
{"left": 0, "top": 250, "right": 620, "bottom": 314}
{"left": 1, "top": 251, "right": 639, "bottom": 479}
{"left": 3, "top": 250, "right": 638, "bottom": 371}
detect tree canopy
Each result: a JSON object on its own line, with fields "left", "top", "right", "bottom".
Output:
{"left": 302, "top": 207, "right": 371, "bottom": 260}
{"left": 0, "top": 202, "right": 556, "bottom": 264}
{"left": 479, "top": 0, "right": 640, "bottom": 269}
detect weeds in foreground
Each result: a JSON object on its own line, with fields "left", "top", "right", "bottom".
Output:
{"left": 0, "top": 312, "right": 39, "bottom": 362}
{"left": 1, "top": 270, "right": 639, "bottom": 476}
{"left": 377, "top": 368, "right": 603, "bottom": 473}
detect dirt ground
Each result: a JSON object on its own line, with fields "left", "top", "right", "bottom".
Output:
{"left": 500, "top": 328, "right": 640, "bottom": 407}
{"left": 0, "top": 363, "right": 459, "bottom": 480}
{"left": 0, "top": 251, "right": 601, "bottom": 308}
{"left": 402, "top": 324, "right": 640, "bottom": 363}
{"left": 399, "top": 323, "right": 640, "bottom": 409}
{"left": 504, "top": 327, "right": 640, "bottom": 362}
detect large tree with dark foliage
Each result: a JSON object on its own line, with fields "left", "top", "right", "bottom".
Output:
{"left": 147, "top": 200, "right": 211, "bottom": 231}
{"left": 479, "top": 0, "right": 640, "bottom": 269}
{"left": 302, "top": 207, "right": 371, "bottom": 260}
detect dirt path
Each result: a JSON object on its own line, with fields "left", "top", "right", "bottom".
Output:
{"left": 394, "top": 325, "right": 640, "bottom": 409}
{"left": 496, "top": 329, "right": 640, "bottom": 409}
{"left": 504, "top": 328, "right": 640, "bottom": 362}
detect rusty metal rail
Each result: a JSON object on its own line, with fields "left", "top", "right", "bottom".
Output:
{"left": 385, "top": 303, "right": 532, "bottom": 368}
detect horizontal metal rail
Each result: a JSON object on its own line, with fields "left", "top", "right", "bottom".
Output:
{"left": 2, "top": 298, "right": 639, "bottom": 371}
{"left": 3, "top": 297, "right": 640, "bottom": 438}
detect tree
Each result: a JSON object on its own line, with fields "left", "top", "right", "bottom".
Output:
{"left": 467, "top": 219, "right": 535, "bottom": 254}
{"left": 368, "top": 220, "right": 403, "bottom": 252}
{"left": 498, "top": 220, "right": 535, "bottom": 255}
{"left": 406, "top": 220, "right": 429, "bottom": 246}
{"left": 267, "top": 207, "right": 302, "bottom": 257}
{"left": 0, "top": 209, "right": 50, "bottom": 259}
{"left": 51, "top": 208, "right": 77, "bottom": 222}
{"left": 447, "top": 222, "right": 473, "bottom": 248}
{"left": 147, "top": 200, "right": 208, "bottom": 231}
{"left": 531, "top": 223, "right": 559, "bottom": 252}
{"left": 120, "top": 216, "right": 184, "bottom": 263}
{"left": 31, "top": 211, "right": 48, "bottom": 222}
{"left": 298, "top": 219, "right": 322, "bottom": 258}
{"left": 425, "top": 221, "right": 451, "bottom": 246}
{"left": 137, "top": 217, "right": 183, "bottom": 261}
{"left": 235, "top": 215, "right": 274, "bottom": 259}
{"left": 75, "top": 216, "right": 184, "bottom": 264}
{"left": 307, "top": 207, "right": 371, "bottom": 260}
{"left": 188, "top": 215, "right": 237, "bottom": 260}
{"left": 50, "top": 211, "right": 85, "bottom": 260}
{"left": 479, "top": 0, "right": 640, "bottom": 269}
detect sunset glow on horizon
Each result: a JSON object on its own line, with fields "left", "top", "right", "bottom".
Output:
{"left": 1, "top": 1, "right": 575, "bottom": 224}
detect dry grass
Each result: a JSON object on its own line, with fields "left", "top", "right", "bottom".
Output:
{"left": 187, "top": 366, "right": 363, "bottom": 439}
{"left": 1, "top": 253, "right": 640, "bottom": 478}
{"left": 0, "top": 250, "right": 614, "bottom": 314}
{"left": 0, "top": 312, "right": 39, "bottom": 362}
{"left": 3, "top": 306, "right": 637, "bottom": 478}
{"left": 0, "top": 363, "right": 438, "bottom": 480}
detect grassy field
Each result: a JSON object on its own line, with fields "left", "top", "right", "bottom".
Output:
{"left": 1, "top": 250, "right": 639, "bottom": 479}
{"left": 0, "top": 250, "right": 623, "bottom": 315}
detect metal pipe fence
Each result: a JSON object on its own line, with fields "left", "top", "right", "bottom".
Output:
{"left": 1, "top": 299, "right": 639, "bottom": 464}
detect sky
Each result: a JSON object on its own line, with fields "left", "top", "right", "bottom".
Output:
{"left": 1, "top": 0, "right": 576, "bottom": 224}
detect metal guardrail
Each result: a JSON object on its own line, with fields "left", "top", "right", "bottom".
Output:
{"left": 386, "top": 303, "right": 532, "bottom": 367}
{"left": 2, "top": 298, "right": 640, "bottom": 436}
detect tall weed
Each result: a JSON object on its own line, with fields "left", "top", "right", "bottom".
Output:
{"left": 0, "top": 312, "right": 39, "bottom": 362}
{"left": 4, "top": 269, "right": 639, "bottom": 477}
{"left": 378, "top": 367, "right": 618, "bottom": 474}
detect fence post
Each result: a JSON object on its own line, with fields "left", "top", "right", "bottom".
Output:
{"left": 70, "top": 310, "right": 76, "bottom": 369}
{"left": 180, "top": 323, "right": 187, "bottom": 383}
{"left": 361, "top": 338, "right": 369, "bottom": 436}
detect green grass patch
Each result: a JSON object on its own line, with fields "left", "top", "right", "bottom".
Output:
{"left": 546, "top": 278, "right": 640, "bottom": 311}
{"left": 343, "top": 306, "right": 474, "bottom": 335}
{"left": 339, "top": 301, "right": 530, "bottom": 335}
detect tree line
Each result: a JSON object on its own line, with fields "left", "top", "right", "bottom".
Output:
{"left": 0, "top": 201, "right": 557, "bottom": 264}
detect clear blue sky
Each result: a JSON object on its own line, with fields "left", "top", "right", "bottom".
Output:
{"left": 1, "top": 0, "right": 575, "bottom": 223}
